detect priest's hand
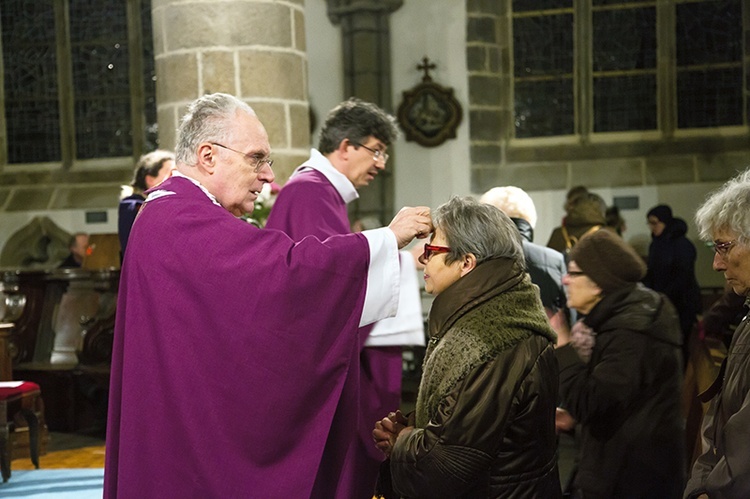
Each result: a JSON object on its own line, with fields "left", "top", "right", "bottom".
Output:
{"left": 388, "top": 206, "right": 432, "bottom": 249}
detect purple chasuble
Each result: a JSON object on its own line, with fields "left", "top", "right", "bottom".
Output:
{"left": 104, "top": 176, "right": 371, "bottom": 498}
{"left": 266, "top": 169, "right": 403, "bottom": 498}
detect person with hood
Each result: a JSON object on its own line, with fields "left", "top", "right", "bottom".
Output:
{"left": 556, "top": 229, "right": 685, "bottom": 498}
{"left": 643, "top": 204, "right": 702, "bottom": 358}
{"left": 547, "top": 191, "right": 607, "bottom": 256}
{"left": 373, "top": 196, "right": 561, "bottom": 498}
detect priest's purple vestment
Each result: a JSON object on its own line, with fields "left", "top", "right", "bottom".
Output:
{"left": 266, "top": 162, "right": 403, "bottom": 498}
{"left": 104, "top": 175, "right": 397, "bottom": 498}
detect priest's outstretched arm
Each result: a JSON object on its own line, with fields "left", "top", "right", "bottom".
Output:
{"left": 358, "top": 206, "right": 431, "bottom": 327}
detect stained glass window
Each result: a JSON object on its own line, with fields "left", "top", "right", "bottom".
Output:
{"left": 513, "top": 11, "right": 575, "bottom": 137}
{"left": 676, "top": 0, "right": 742, "bottom": 128}
{"left": 592, "top": 4, "right": 657, "bottom": 132}
{"left": 70, "top": 0, "right": 131, "bottom": 159}
{"left": 1, "top": 0, "right": 61, "bottom": 163}
{"left": 512, "top": 0, "right": 744, "bottom": 138}
{"left": 1, "top": 0, "right": 158, "bottom": 164}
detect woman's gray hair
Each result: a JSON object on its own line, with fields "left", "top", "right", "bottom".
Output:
{"left": 695, "top": 168, "right": 750, "bottom": 244}
{"left": 433, "top": 196, "right": 524, "bottom": 267}
{"left": 175, "top": 93, "right": 256, "bottom": 167}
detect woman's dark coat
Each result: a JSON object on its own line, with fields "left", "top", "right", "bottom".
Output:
{"left": 382, "top": 258, "right": 561, "bottom": 498}
{"left": 557, "top": 284, "right": 685, "bottom": 498}
{"left": 643, "top": 217, "right": 702, "bottom": 340}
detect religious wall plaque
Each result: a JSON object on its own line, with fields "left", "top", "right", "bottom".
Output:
{"left": 397, "top": 57, "right": 463, "bottom": 147}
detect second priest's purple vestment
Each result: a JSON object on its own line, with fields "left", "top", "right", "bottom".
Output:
{"left": 104, "top": 176, "right": 388, "bottom": 498}
{"left": 266, "top": 164, "right": 403, "bottom": 498}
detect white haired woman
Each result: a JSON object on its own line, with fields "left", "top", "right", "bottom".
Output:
{"left": 373, "top": 196, "right": 561, "bottom": 498}
{"left": 685, "top": 169, "right": 750, "bottom": 499}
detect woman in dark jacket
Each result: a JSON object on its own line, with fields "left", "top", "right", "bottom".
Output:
{"left": 557, "top": 230, "right": 685, "bottom": 498}
{"left": 118, "top": 150, "right": 174, "bottom": 256}
{"left": 373, "top": 196, "right": 561, "bottom": 498}
{"left": 643, "top": 204, "right": 702, "bottom": 357}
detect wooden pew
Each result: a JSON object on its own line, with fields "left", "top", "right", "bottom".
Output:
{"left": 1, "top": 268, "right": 118, "bottom": 432}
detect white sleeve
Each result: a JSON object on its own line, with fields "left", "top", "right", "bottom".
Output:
{"left": 359, "top": 227, "right": 400, "bottom": 327}
{"left": 365, "top": 251, "right": 426, "bottom": 346}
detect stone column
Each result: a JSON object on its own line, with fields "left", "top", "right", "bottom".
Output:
{"left": 327, "top": 0, "right": 402, "bottom": 223}
{"left": 151, "top": 0, "right": 310, "bottom": 181}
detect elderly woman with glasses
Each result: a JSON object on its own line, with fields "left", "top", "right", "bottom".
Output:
{"left": 555, "top": 229, "right": 685, "bottom": 498}
{"left": 685, "top": 169, "right": 750, "bottom": 499}
{"left": 373, "top": 196, "right": 561, "bottom": 498}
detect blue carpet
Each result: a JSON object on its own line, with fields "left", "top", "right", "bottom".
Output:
{"left": 0, "top": 468, "right": 103, "bottom": 498}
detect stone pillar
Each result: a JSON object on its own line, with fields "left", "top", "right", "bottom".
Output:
{"left": 151, "top": 0, "right": 310, "bottom": 181}
{"left": 327, "top": 0, "right": 402, "bottom": 223}
{"left": 465, "top": 0, "right": 508, "bottom": 193}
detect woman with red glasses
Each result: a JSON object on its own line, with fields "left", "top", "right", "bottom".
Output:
{"left": 373, "top": 196, "right": 561, "bottom": 498}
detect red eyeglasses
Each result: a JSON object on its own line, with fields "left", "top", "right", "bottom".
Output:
{"left": 419, "top": 243, "right": 451, "bottom": 265}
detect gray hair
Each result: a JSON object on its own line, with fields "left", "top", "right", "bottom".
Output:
{"left": 433, "top": 196, "right": 524, "bottom": 267}
{"left": 131, "top": 149, "right": 175, "bottom": 191}
{"left": 175, "top": 93, "right": 257, "bottom": 167}
{"left": 695, "top": 168, "right": 750, "bottom": 244}
{"left": 318, "top": 98, "right": 399, "bottom": 154}
{"left": 479, "top": 186, "right": 538, "bottom": 228}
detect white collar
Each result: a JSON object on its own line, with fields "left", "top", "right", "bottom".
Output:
{"left": 290, "top": 149, "right": 359, "bottom": 204}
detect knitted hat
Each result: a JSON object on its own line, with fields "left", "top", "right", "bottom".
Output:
{"left": 569, "top": 230, "right": 646, "bottom": 294}
{"left": 647, "top": 204, "right": 673, "bottom": 224}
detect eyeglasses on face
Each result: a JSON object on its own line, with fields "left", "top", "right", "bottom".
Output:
{"left": 350, "top": 141, "right": 389, "bottom": 164}
{"left": 419, "top": 243, "right": 451, "bottom": 265}
{"left": 710, "top": 240, "right": 737, "bottom": 258}
{"left": 211, "top": 142, "right": 274, "bottom": 172}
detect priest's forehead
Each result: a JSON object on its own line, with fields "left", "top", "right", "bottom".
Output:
{"left": 226, "top": 110, "right": 271, "bottom": 157}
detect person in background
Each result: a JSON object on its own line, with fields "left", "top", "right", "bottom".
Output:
{"left": 564, "top": 186, "right": 589, "bottom": 220}
{"left": 58, "top": 232, "right": 89, "bottom": 268}
{"left": 373, "top": 196, "right": 561, "bottom": 498}
{"left": 605, "top": 205, "right": 626, "bottom": 236}
{"left": 643, "top": 204, "right": 702, "bottom": 361}
{"left": 103, "top": 92, "right": 432, "bottom": 498}
{"left": 684, "top": 169, "right": 750, "bottom": 499}
{"left": 480, "top": 185, "right": 570, "bottom": 337}
{"left": 265, "top": 98, "right": 405, "bottom": 498}
{"left": 556, "top": 229, "right": 685, "bottom": 498}
{"left": 547, "top": 191, "right": 607, "bottom": 256}
{"left": 118, "top": 149, "right": 175, "bottom": 256}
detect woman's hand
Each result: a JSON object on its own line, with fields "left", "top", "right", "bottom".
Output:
{"left": 373, "top": 410, "right": 410, "bottom": 457}
{"left": 555, "top": 407, "right": 576, "bottom": 433}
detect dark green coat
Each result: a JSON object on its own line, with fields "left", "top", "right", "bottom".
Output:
{"left": 385, "top": 258, "right": 561, "bottom": 498}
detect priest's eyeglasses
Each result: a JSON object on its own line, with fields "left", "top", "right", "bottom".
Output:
{"left": 211, "top": 142, "right": 274, "bottom": 172}
{"left": 419, "top": 243, "right": 451, "bottom": 265}
{"left": 351, "top": 141, "right": 389, "bottom": 165}
{"left": 711, "top": 240, "right": 737, "bottom": 258}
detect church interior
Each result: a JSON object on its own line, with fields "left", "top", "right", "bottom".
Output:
{"left": 0, "top": 0, "right": 747, "bottom": 495}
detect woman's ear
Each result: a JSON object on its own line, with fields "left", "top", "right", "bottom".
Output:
{"left": 460, "top": 253, "right": 477, "bottom": 276}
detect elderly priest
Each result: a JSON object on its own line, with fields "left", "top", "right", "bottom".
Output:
{"left": 103, "top": 93, "right": 431, "bottom": 498}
